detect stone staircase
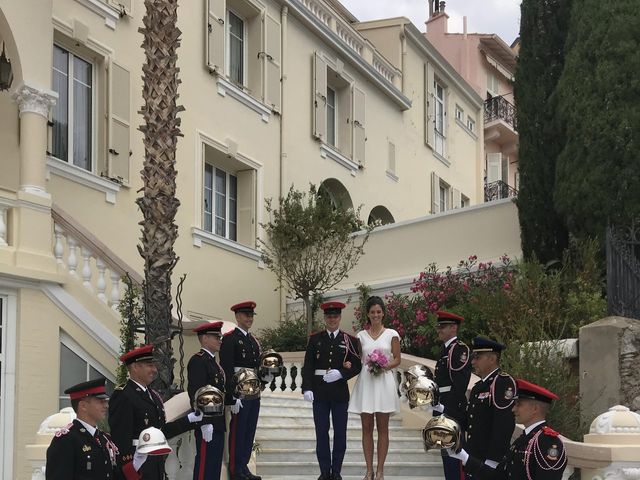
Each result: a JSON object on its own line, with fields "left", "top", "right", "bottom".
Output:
{"left": 256, "top": 393, "right": 445, "bottom": 480}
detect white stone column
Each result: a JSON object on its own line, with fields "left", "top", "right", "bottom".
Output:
{"left": 12, "top": 84, "right": 57, "bottom": 196}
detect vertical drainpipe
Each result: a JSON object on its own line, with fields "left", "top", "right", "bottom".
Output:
{"left": 279, "top": 4, "right": 289, "bottom": 321}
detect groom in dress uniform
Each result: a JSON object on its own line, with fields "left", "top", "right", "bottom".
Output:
{"left": 302, "top": 301, "right": 362, "bottom": 480}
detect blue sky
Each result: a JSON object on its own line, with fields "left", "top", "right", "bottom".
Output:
{"left": 339, "top": 0, "right": 521, "bottom": 45}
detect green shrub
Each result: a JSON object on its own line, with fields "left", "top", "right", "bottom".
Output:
{"left": 258, "top": 313, "right": 322, "bottom": 351}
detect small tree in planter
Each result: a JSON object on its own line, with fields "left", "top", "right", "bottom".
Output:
{"left": 260, "top": 184, "right": 372, "bottom": 336}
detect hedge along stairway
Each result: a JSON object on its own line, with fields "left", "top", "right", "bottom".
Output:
{"left": 255, "top": 392, "right": 445, "bottom": 480}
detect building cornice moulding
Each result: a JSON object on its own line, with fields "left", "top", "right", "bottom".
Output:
{"left": 73, "top": 0, "right": 120, "bottom": 30}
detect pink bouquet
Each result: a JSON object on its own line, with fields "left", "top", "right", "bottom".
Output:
{"left": 366, "top": 349, "right": 389, "bottom": 376}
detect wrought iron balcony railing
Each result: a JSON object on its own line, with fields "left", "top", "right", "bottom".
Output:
{"left": 484, "top": 95, "right": 517, "bottom": 131}
{"left": 484, "top": 180, "right": 518, "bottom": 202}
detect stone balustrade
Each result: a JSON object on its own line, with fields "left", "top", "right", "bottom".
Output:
{"left": 51, "top": 205, "right": 143, "bottom": 311}
{"left": 0, "top": 201, "right": 9, "bottom": 247}
{"left": 296, "top": 0, "right": 401, "bottom": 87}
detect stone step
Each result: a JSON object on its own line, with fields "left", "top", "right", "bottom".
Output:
{"left": 257, "top": 460, "right": 444, "bottom": 477}
{"left": 261, "top": 477, "right": 443, "bottom": 480}
{"left": 259, "top": 405, "right": 404, "bottom": 424}
{"left": 255, "top": 436, "right": 430, "bottom": 451}
{"left": 257, "top": 447, "right": 434, "bottom": 464}
{"left": 256, "top": 425, "right": 423, "bottom": 439}
{"left": 257, "top": 415, "right": 403, "bottom": 428}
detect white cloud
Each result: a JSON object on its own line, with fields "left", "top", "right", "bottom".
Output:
{"left": 339, "top": 0, "right": 521, "bottom": 45}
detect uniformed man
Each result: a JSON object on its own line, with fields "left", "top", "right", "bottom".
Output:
{"left": 431, "top": 311, "right": 472, "bottom": 480}
{"left": 463, "top": 337, "right": 516, "bottom": 477}
{"left": 109, "top": 344, "right": 203, "bottom": 480}
{"left": 46, "top": 378, "right": 142, "bottom": 480}
{"left": 301, "top": 301, "right": 362, "bottom": 480}
{"left": 219, "top": 301, "right": 262, "bottom": 480}
{"left": 187, "top": 321, "right": 226, "bottom": 480}
{"left": 448, "top": 379, "right": 568, "bottom": 480}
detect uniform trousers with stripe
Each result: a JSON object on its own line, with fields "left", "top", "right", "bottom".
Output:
{"left": 441, "top": 449, "right": 465, "bottom": 480}
{"left": 228, "top": 398, "right": 260, "bottom": 476}
{"left": 312, "top": 399, "right": 348, "bottom": 476}
{"left": 192, "top": 426, "right": 224, "bottom": 480}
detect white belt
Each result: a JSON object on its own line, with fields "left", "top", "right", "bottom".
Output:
{"left": 314, "top": 369, "right": 329, "bottom": 375}
{"left": 439, "top": 386, "right": 452, "bottom": 393}
{"left": 234, "top": 367, "right": 256, "bottom": 372}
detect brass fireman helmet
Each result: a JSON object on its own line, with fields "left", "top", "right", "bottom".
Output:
{"left": 193, "top": 385, "right": 225, "bottom": 417}
{"left": 407, "top": 376, "right": 439, "bottom": 409}
{"left": 232, "top": 368, "right": 261, "bottom": 400}
{"left": 422, "top": 415, "right": 462, "bottom": 452}
{"left": 400, "top": 364, "right": 434, "bottom": 396}
{"left": 259, "top": 349, "right": 283, "bottom": 379}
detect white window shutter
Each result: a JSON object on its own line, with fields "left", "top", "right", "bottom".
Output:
{"left": 264, "top": 13, "right": 281, "bottom": 112}
{"left": 206, "top": 0, "right": 226, "bottom": 73}
{"left": 453, "top": 188, "right": 462, "bottom": 209}
{"left": 107, "top": 59, "right": 131, "bottom": 183}
{"left": 236, "top": 169, "right": 256, "bottom": 247}
{"left": 425, "top": 62, "right": 435, "bottom": 147}
{"left": 431, "top": 171, "right": 440, "bottom": 214}
{"left": 388, "top": 141, "right": 396, "bottom": 174}
{"left": 353, "top": 86, "right": 366, "bottom": 165}
{"left": 313, "top": 52, "right": 327, "bottom": 140}
{"left": 486, "top": 153, "right": 503, "bottom": 183}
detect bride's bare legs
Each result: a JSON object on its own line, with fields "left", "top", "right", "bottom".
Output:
{"left": 375, "top": 412, "right": 390, "bottom": 476}
{"left": 361, "top": 413, "right": 375, "bottom": 476}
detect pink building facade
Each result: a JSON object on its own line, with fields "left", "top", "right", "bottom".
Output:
{"left": 425, "top": 5, "right": 519, "bottom": 202}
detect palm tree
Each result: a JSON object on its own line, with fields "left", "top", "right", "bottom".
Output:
{"left": 137, "top": 0, "right": 183, "bottom": 395}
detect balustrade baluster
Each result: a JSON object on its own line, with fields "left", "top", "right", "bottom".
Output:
{"left": 110, "top": 271, "right": 121, "bottom": 310}
{"left": 96, "top": 259, "right": 107, "bottom": 302}
{"left": 81, "top": 247, "right": 93, "bottom": 291}
{"left": 53, "top": 224, "right": 65, "bottom": 265}
{"left": 0, "top": 205, "right": 8, "bottom": 247}
{"left": 67, "top": 237, "right": 78, "bottom": 276}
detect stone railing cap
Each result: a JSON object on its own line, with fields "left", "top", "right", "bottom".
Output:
{"left": 590, "top": 405, "right": 640, "bottom": 435}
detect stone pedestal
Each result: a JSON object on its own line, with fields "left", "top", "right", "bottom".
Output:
{"left": 579, "top": 316, "right": 640, "bottom": 423}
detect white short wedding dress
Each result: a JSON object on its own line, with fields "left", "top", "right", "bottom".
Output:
{"left": 348, "top": 328, "right": 401, "bottom": 414}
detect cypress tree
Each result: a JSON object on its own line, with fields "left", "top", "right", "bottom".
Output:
{"left": 514, "top": 0, "right": 571, "bottom": 263}
{"left": 555, "top": 0, "right": 640, "bottom": 239}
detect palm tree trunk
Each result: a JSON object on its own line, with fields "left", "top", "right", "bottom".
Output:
{"left": 137, "top": 0, "right": 183, "bottom": 396}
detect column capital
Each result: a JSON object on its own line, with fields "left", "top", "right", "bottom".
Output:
{"left": 12, "top": 84, "right": 58, "bottom": 118}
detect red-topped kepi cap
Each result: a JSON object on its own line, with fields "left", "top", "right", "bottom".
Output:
{"left": 515, "top": 379, "right": 559, "bottom": 404}
{"left": 65, "top": 378, "right": 110, "bottom": 401}
{"left": 435, "top": 310, "right": 464, "bottom": 325}
{"left": 231, "top": 301, "right": 257, "bottom": 315}
{"left": 193, "top": 321, "right": 224, "bottom": 336}
{"left": 320, "top": 301, "right": 346, "bottom": 316}
{"left": 120, "top": 344, "right": 155, "bottom": 365}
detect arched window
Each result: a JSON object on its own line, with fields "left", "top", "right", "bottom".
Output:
{"left": 318, "top": 178, "right": 354, "bottom": 211}
{"left": 368, "top": 206, "right": 395, "bottom": 226}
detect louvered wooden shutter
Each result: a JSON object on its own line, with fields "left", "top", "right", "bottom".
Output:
{"left": 313, "top": 52, "right": 327, "bottom": 140}
{"left": 431, "top": 171, "right": 440, "bottom": 214}
{"left": 353, "top": 86, "right": 366, "bottom": 165}
{"left": 206, "top": 0, "right": 226, "bottom": 73}
{"left": 264, "top": 13, "right": 281, "bottom": 111}
{"left": 236, "top": 169, "right": 256, "bottom": 247}
{"left": 107, "top": 59, "right": 130, "bottom": 183}
{"left": 425, "top": 62, "right": 435, "bottom": 147}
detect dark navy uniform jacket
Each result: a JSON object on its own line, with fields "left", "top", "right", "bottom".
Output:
{"left": 187, "top": 348, "right": 227, "bottom": 432}
{"left": 301, "top": 330, "right": 362, "bottom": 403}
{"left": 219, "top": 328, "right": 261, "bottom": 404}
{"left": 465, "top": 422, "right": 567, "bottom": 480}
{"left": 46, "top": 419, "right": 136, "bottom": 480}
{"left": 108, "top": 379, "right": 191, "bottom": 480}
{"left": 464, "top": 369, "right": 516, "bottom": 462}
{"left": 435, "top": 337, "right": 472, "bottom": 424}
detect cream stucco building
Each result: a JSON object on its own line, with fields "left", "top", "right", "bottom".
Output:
{"left": 0, "top": 0, "right": 522, "bottom": 477}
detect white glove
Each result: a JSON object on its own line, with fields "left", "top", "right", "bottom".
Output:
{"left": 432, "top": 403, "right": 444, "bottom": 413}
{"left": 400, "top": 393, "right": 408, "bottom": 403}
{"left": 201, "top": 424, "right": 214, "bottom": 442}
{"left": 133, "top": 450, "right": 148, "bottom": 471}
{"left": 262, "top": 373, "right": 274, "bottom": 383}
{"left": 446, "top": 448, "right": 469, "bottom": 465}
{"left": 484, "top": 459, "right": 499, "bottom": 469}
{"left": 230, "top": 399, "right": 243, "bottom": 415}
{"left": 322, "top": 369, "right": 343, "bottom": 383}
{"left": 303, "top": 390, "right": 314, "bottom": 402}
{"left": 187, "top": 410, "right": 203, "bottom": 424}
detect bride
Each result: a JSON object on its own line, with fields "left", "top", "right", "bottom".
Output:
{"left": 348, "top": 296, "right": 401, "bottom": 480}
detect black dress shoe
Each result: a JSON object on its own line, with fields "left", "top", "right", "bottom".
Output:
{"left": 332, "top": 474, "right": 343, "bottom": 480}
{"left": 230, "top": 474, "right": 248, "bottom": 480}
{"left": 318, "top": 474, "right": 331, "bottom": 480}
{"left": 244, "top": 473, "right": 261, "bottom": 480}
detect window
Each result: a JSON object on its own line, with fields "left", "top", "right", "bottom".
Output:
{"left": 434, "top": 81, "right": 445, "bottom": 156}
{"left": 52, "top": 44, "right": 94, "bottom": 171}
{"left": 204, "top": 164, "right": 238, "bottom": 241}
{"left": 327, "top": 87, "right": 337, "bottom": 147}
{"left": 59, "top": 340, "right": 114, "bottom": 410}
{"left": 487, "top": 72, "right": 499, "bottom": 97}
{"left": 227, "top": 10, "right": 245, "bottom": 86}
{"left": 439, "top": 182, "right": 449, "bottom": 213}
{"left": 461, "top": 195, "right": 470, "bottom": 208}
{"left": 455, "top": 105, "right": 464, "bottom": 121}
{"left": 467, "top": 116, "right": 476, "bottom": 133}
